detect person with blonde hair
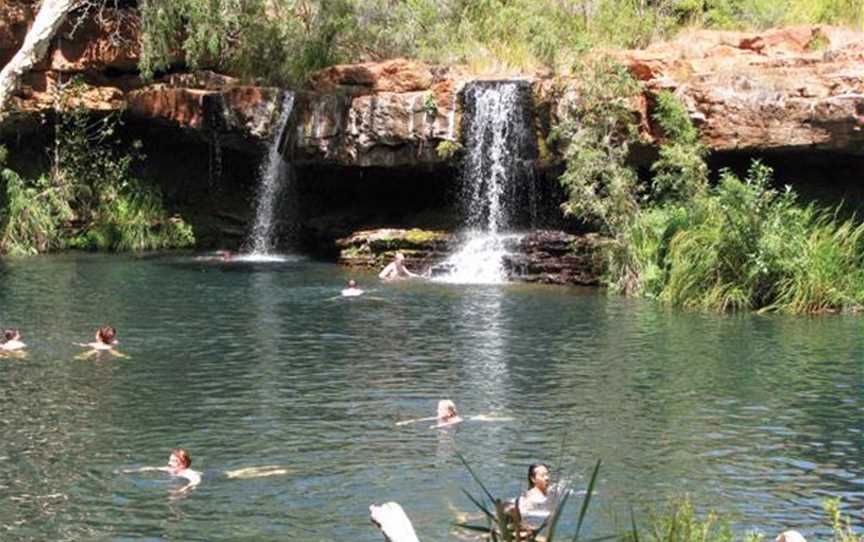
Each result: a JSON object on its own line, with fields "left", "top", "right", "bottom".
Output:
{"left": 436, "top": 399, "right": 463, "bottom": 427}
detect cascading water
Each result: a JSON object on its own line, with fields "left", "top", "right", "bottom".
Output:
{"left": 246, "top": 92, "right": 295, "bottom": 257}
{"left": 436, "top": 81, "right": 537, "bottom": 284}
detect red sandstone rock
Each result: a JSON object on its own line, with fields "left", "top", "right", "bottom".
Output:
{"left": 307, "top": 59, "right": 436, "bottom": 94}
{"left": 3, "top": 0, "right": 864, "bottom": 163}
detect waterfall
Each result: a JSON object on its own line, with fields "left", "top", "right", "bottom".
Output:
{"left": 247, "top": 92, "right": 295, "bottom": 256}
{"left": 436, "top": 81, "right": 537, "bottom": 284}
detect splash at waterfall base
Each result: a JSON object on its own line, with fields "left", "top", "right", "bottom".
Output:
{"left": 337, "top": 229, "right": 608, "bottom": 286}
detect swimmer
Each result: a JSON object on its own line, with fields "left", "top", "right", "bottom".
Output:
{"left": 517, "top": 463, "right": 552, "bottom": 534}
{"left": 122, "top": 448, "right": 202, "bottom": 494}
{"left": 75, "top": 325, "right": 127, "bottom": 359}
{"left": 1, "top": 328, "right": 26, "bottom": 351}
{"left": 395, "top": 399, "right": 464, "bottom": 427}
{"left": 341, "top": 279, "right": 365, "bottom": 297}
{"left": 434, "top": 399, "right": 463, "bottom": 427}
{"left": 216, "top": 249, "right": 232, "bottom": 262}
{"left": 517, "top": 463, "right": 569, "bottom": 534}
{"left": 378, "top": 252, "right": 419, "bottom": 281}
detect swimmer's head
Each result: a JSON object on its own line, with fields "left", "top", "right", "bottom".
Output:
{"left": 437, "top": 400, "right": 458, "bottom": 420}
{"left": 347, "top": 279, "right": 357, "bottom": 288}
{"left": 395, "top": 252, "right": 405, "bottom": 262}
{"left": 4, "top": 328, "right": 20, "bottom": 341}
{"left": 169, "top": 448, "right": 192, "bottom": 470}
{"left": 528, "top": 463, "right": 551, "bottom": 492}
{"left": 97, "top": 325, "right": 117, "bottom": 345}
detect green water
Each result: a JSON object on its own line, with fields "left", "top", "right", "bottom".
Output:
{"left": 0, "top": 254, "right": 861, "bottom": 541}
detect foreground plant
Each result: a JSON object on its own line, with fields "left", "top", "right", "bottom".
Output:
{"left": 455, "top": 454, "right": 602, "bottom": 542}
{"left": 630, "top": 496, "right": 763, "bottom": 542}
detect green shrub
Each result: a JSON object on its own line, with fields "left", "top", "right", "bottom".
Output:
{"left": 556, "top": 58, "right": 642, "bottom": 237}
{"left": 824, "top": 498, "right": 863, "bottom": 542}
{"left": 0, "top": 170, "right": 73, "bottom": 255}
{"left": 650, "top": 91, "right": 709, "bottom": 204}
{"left": 634, "top": 496, "right": 763, "bottom": 542}
{"left": 0, "top": 81, "right": 195, "bottom": 255}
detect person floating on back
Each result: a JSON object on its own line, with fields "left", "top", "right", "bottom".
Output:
{"left": 1, "top": 328, "right": 26, "bottom": 351}
{"left": 342, "top": 279, "right": 365, "bottom": 297}
{"left": 379, "top": 252, "right": 419, "bottom": 281}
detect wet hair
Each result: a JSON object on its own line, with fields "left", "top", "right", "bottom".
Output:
{"left": 527, "top": 463, "right": 550, "bottom": 488}
{"left": 4, "top": 328, "right": 19, "bottom": 341}
{"left": 97, "top": 325, "right": 117, "bottom": 344}
{"left": 171, "top": 448, "right": 191, "bottom": 469}
{"left": 437, "top": 399, "right": 458, "bottom": 419}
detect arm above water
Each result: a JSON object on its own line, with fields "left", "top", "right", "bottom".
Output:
{"left": 175, "top": 469, "right": 202, "bottom": 493}
{"left": 119, "top": 466, "right": 171, "bottom": 474}
{"left": 379, "top": 263, "right": 397, "bottom": 280}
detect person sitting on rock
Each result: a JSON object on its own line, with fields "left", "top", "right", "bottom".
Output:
{"left": 379, "top": 252, "right": 419, "bottom": 281}
{"left": 1, "top": 328, "right": 26, "bottom": 351}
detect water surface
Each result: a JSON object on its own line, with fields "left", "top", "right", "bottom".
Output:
{"left": 0, "top": 254, "right": 861, "bottom": 541}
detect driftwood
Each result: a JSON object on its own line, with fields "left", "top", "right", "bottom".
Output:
{"left": 370, "top": 502, "right": 420, "bottom": 542}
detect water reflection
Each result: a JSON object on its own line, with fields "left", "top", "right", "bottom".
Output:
{"left": 0, "top": 254, "right": 860, "bottom": 541}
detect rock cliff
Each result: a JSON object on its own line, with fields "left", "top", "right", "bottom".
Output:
{"left": 2, "top": 4, "right": 864, "bottom": 276}
{"left": 3, "top": 5, "right": 864, "bottom": 163}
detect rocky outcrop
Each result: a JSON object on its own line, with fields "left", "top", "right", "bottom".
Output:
{"left": 618, "top": 25, "right": 864, "bottom": 153}
{"left": 506, "top": 231, "right": 608, "bottom": 286}
{"left": 337, "top": 228, "right": 455, "bottom": 269}
{"left": 293, "top": 59, "right": 463, "bottom": 167}
{"left": 336, "top": 228, "right": 608, "bottom": 286}
{"left": 5, "top": 1, "right": 864, "bottom": 161}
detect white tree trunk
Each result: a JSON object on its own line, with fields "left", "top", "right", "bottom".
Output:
{"left": 0, "top": 0, "right": 81, "bottom": 120}
{"left": 370, "top": 502, "right": 421, "bottom": 542}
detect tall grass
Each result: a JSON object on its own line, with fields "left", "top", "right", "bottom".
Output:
{"left": 556, "top": 81, "right": 864, "bottom": 315}
{"left": 627, "top": 163, "right": 864, "bottom": 314}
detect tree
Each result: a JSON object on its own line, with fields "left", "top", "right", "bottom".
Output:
{"left": 0, "top": 0, "right": 83, "bottom": 121}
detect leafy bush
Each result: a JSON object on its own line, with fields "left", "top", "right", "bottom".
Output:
{"left": 824, "top": 498, "right": 863, "bottom": 542}
{"left": 633, "top": 496, "right": 763, "bottom": 542}
{"left": 0, "top": 81, "right": 194, "bottom": 255}
{"left": 556, "top": 58, "right": 642, "bottom": 237}
{"left": 0, "top": 170, "right": 73, "bottom": 255}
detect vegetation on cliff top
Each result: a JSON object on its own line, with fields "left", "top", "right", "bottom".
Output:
{"left": 136, "top": 0, "right": 864, "bottom": 84}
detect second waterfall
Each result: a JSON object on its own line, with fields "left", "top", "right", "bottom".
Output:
{"left": 246, "top": 91, "right": 295, "bottom": 256}
{"left": 436, "top": 81, "right": 538, "bottom": 284}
